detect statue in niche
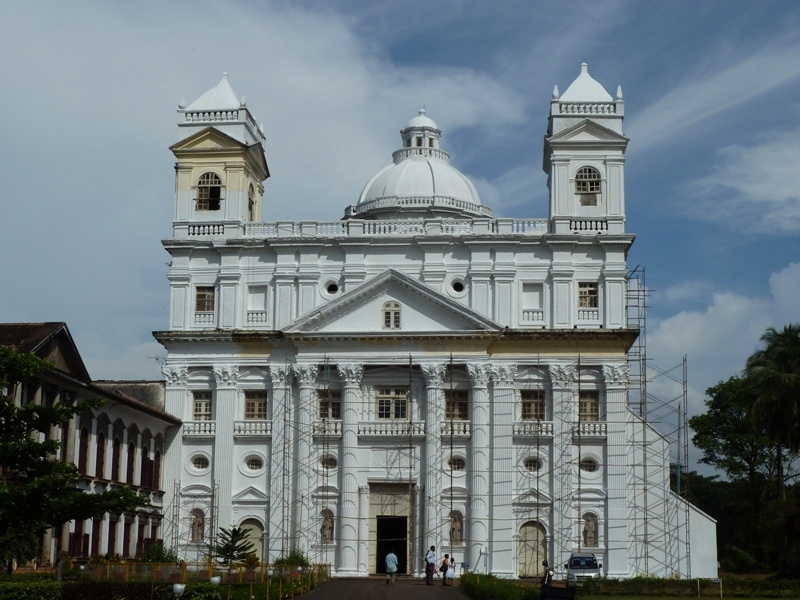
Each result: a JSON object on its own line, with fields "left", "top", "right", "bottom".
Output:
{"left": 449, "top": 513, "right": 463, "bottom": 545}
{"left": 321, "top": 512, "right": 334, "bottom": 543}
{"left": 190, "top": 512, "right": 204, "bottom": 543}
{"left": 583, "top": 516, "right": 597, "bottom": 547}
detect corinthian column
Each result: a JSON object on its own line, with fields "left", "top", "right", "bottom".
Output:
{"left": 489, "top": 363, "right": 516, "bottom": 576}
{"left": 161, "top": 365, "right": 188, "bottom": 554}
{"left": 213, "top": 365, "right": 239, "bottom": 538}
{"left": 421, "top": 363, "right": 446, "bottom": 553}
{"left": 293, "top": 364, "right": 318, "bottom": 557}
{"left": 603, "top": 362, "right": 630, "bottom": 578}
{"left": 268, "top": 364, "right": 292, "bottom": 562}
{"left": 467, "top": 362, "right": 489, "bottom": 572}
{"left": 549, "top": 361, "right": 576, "bottom": 566}
{"left": 336, "top": 363, "right": 363, "bottom": 575}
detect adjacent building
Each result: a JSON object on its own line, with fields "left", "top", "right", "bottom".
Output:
{"left": 155, "top": 65, "right": 717, "bottom": 578}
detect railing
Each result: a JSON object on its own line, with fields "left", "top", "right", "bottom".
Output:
{"left": 570, "top": 219, "right": 608, "bottom": 232}
{"left": 577, "top": 309, "right": 600, "bottom": 321}
{"left": 313, "top": 419, "right": 342, "bottom": 437}
{"left": 357, "top": 420, "right": 425, "bottom": 438}
{"left": 441, "top": 420, "right": 471, "bottom": 438}
{"left": 247, "top": 311, "right": 269, "bottom": 324}
{"left": 513, "top": 421, "right": 554, "bottom": 438}
{"left": 233, "top": 420, "right": 271, "bottom": 436}
{"left": 392, "top": 147, "right": 451, "bottom": 162}
{"left": 521, "top": 309, "right": 544, "bottom": 323}
{"left": 194, "top": 312, "right": 215, "bottom": 326}
{"left": 188, "top": 223, "right": 224, "bottom": 236}
{"left": 183, "top": 421, "right": 216, "bottom": 436}
{"left": 351, "top": 195, "right": 494, "bottom": 218}
{"left": 557, "top": 101, "right": 618, "bottom": 115}
{"left": 572, "top": 421, "right": 607, "bottom": 438}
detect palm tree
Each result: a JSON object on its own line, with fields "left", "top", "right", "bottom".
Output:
{"left": 744, "top": 323, "right": 800, "bottom": 497}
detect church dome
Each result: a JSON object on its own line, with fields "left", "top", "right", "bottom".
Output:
{"left": 345, "top": 110, "right": 491, "bottom": 220}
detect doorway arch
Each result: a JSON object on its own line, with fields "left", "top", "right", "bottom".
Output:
{"left": 518, "top": 521, "right": 547, "bottom": 578}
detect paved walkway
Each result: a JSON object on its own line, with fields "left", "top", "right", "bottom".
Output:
{"left": 305, "top": 577, "right": 468, "bottom": 600}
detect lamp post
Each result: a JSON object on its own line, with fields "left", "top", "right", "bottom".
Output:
{"left": 172, "top": 583, "right": 186, "bottom": 598}
{"left": 266, "top": 568, "right": 273, "bottom": 600}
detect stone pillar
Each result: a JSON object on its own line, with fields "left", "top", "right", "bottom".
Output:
{"left": 293, "top": 364, "right": 318, "bottom": 556}
{"left": 213, "top": 365, "right": 239, "bottom": 539}
{"left": 358, "top": 485, "right": 370, "bottom": 575}
{"left": 489, "top": 364, "right": 516, "bottom": 576}
{"left": 162, "top": 365, "right": 188, "bottom": 554}
{"left": 336, "top": 363, "right": 363, "bottom": 575}
{"left": 421, "top": 363, "right": 445, "bottom": 552}
{"left": 603, "top": 363, "right": 630, "bottom": 578}
{"left": 549, "top": 361, "right": 576, "bottom": 567}
{"left": 268, "top": 364, "right": 292, "bottom": 562}
{"left": 467, "top": 363, "right": 490, "bottom": 572}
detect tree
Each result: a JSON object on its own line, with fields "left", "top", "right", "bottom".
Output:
{"left": 0, "top": 346, "right": 148, "bottom": 570}
{"left": 214, "top": 525, "right": 257, "bottom": 565}
{"left": 744, "top": 323, "right": 800, "bottom": 497}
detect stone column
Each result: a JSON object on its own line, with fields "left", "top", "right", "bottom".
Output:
{"left": 467, "top": 363, "right": 490, "bottom": 572}
{"left": 293, "top": 364, "right": 318, "bottom": 557}
{"left": 549, "top": 361, "right": 576, "bottom": 566}
{"left": 358, "top": 485, "right": 370, "bottom": 575}
{"left": 421, "top": 363, "right": 446, "bottom": 551}
{"left": 336, "top": 363, "right": 363, "bottom": 575}
{"left": 213, "top": 366, "right": 239, "bottom": 539}
{"left": 162, "top": 365, "right": 188, "bottom": 554}
{"left": 489, "top": 364, "right": 516, "bottom": 576}
{"left": 268, "top": 364, "right": 292, "bottom": 562}
{"left": 603, "top": 363, "right": 630, "bottom": 578}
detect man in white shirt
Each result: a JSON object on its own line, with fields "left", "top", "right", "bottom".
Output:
{"left": 385, "top": 548, "right": 398, "bottom": 585}
{"left": 425, "top": 545, "right": 436, "bottom": 585}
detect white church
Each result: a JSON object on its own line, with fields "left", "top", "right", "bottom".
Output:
{"left": 156, "top": 65, "right": 718, "bottom": 579}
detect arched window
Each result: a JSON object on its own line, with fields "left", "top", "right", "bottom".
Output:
{"left": 95, "top": 432, "right": 106, "bottom": 479}
{"left": 575, "top": 166, "right": 601, "bottom": 206}
{"left": 127, "top": 442, "right": 136, "bottom": 484}
{"left": 196, "top": 172, "right": 222, "bottom": 211}
{"left": 382, "top": 301, "right": 401, "bottom": 330}
{"left": 78, "top": 427, "right": 90, "bottom": 475}
{"left": 190, "top": 509, "right": 205, "bottom": 543}
{"left": 111, "top": 437, "right": 121, "bottom": 481}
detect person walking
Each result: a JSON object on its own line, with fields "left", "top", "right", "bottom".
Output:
{"left": 385, "top": 548, "right": 398, "bottom": 585}
{"left": 425, "top": 545, "right": 436, "bottom": 585}
{"left": 441, "top": 554, "right": 450, "bottom": 586}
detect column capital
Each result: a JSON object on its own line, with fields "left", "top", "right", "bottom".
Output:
{"left": 358, "top": 484, "right": 370, "bottom": 494}
{"left": 162, "top": 366, "right": 188, "bottom": 387}
{"left": 337, "top": 363, "right": 363, "bottom": 385}
{"left": 293, "top": 364, "right": 319, "bottom": 387}
{"left": 421, "top": 363, "right": 447, "bottom": 387}
{"left": 269, "top": 364, "right": 292, "bottom": 387}
{"left": 467, "top": 363, "right": 490, "bottom": 386}
{"left": 213, "top": 365, "right": 239, "bottom": 387}
{"left": 602, "top": 363, "right": 629, "bottom": 385}
{"left": 490, "top": 364, "right": 517, "bottom": 385}
{"left": 548, "top": 362, "right": 576, "bottom": 388}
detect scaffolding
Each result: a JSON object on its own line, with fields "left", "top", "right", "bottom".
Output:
{"left": 626, "top": 266, "right": 692, "bottom": 578}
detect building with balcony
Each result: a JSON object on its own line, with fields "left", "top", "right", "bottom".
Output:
{"left": 156, "top": 67, "right": 717, "bottom": 578}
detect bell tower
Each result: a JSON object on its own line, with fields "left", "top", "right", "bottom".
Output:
{"left": 170, "top": 73, "right": 269, "bottom": 239}
{"left": 543, "top": 64, "right": 627, "bottom": 235}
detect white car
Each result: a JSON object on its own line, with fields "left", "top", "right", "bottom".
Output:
{"left": 564, "top": 553, "right": 602, "bottom": 587}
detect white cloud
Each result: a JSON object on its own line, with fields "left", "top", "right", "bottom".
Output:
{"left": 658, "top": 280, "right": 715, "bottom": 306}
{"left": 683, "top": 132, "right": 800, "bottom": 234}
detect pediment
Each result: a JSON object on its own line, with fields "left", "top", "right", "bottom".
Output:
{"left": 285, "top": 270, "right": 501, "bottom": 335}
{"left": 514, "top": 489, "right": 553, "bottom": 506}
{"left": 170, "top": 127, "right": 247, "bottom": 153}
{"left": 547, "top": 119, "right": 628, "bottom": 144}
{"left": 232, "top": 486, "right": 269, "bottom": 503}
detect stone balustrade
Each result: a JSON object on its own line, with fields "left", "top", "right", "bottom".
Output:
{"left": 572, "top": 421, "right": 607, "bottom": 439}
{"left": 233, "top": 420, "right": 272, "bottom": 437}
{"left": 313, "top": 419, "right": 342, "bottom": 438}
{"left": 357, "top": 420, "right": 425, "bottom": 439}
{"left": 441, "top": 419, "right": 471, "bottom": 438}
{"left": 557, "top": 102, "right": 618, "bottom": 115}
{"left": 182, "top": 421, "right": 216, "bottom": 437}
{"left": 513, "top": 421, "right": 554, "bottom": 439}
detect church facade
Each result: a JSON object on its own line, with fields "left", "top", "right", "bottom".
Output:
{"left": 157, "top": 66, "right": 717, "bottom": 579}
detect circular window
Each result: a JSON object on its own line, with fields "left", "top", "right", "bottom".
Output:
{"left": 448, "top": 457, "right": 466, "bottom": 471}
{"left": 448, "top": 277, "right": 468, "bottom": 298}
{"left": 193, "top": 456, "right": 209, "bottom": 470}
{"left": 579, "top": 458, "right": 598, "bottom": 472}
{"left": 326, "top": 283, "right": 339, "bottom": 294}
{"left": 452, "top": 281, "right": 464, "bottom": 293}
{"left": 321, "top": 456, "right": 337, "bottom": 470}
{"left": 524, "top": 457, "right": 542, "bottom": 472}
{"left": 246, "top": 457, "right": 264, "bottom": 471}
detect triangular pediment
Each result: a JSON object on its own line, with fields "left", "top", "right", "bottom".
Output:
{"left": 514, "top": 489, "right": 553, "bottom": 506}
{"left": 547, "top": 119, "right": 628, "bottom": 144}
{"left": 170, "top": 127, "right": 247, "bottom": 153}
{"left": 284, "top": 270, "right": 502, "bottom": 335}
{"left": 232, "top": 486, "right": 269, "bottom": 503}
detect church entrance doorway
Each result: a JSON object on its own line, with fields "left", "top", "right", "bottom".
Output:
{"left": 376, "top": 516, "right": 407, "bottom": 574}
{"left": 518, "top": 521, "right": 547, "bottom": 578}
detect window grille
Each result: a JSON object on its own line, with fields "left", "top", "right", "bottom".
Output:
{"left": 244, "top": 392, "right": 267, "bottom": 420}
{"left": 377, "top": 387, "right": 408, "bottom": 419}
{"left": 521, "top": 390, "right": 545, "bottom": 420}
{"left": 578, "top": 283, "right": 598, "bottom": 308}
{"left": 197, "top": 172, "right": 222, "bottom": 210}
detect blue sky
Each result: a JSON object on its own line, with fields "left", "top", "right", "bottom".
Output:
{"left": 1, "top": 1, "right": 798, "bottom": 457}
